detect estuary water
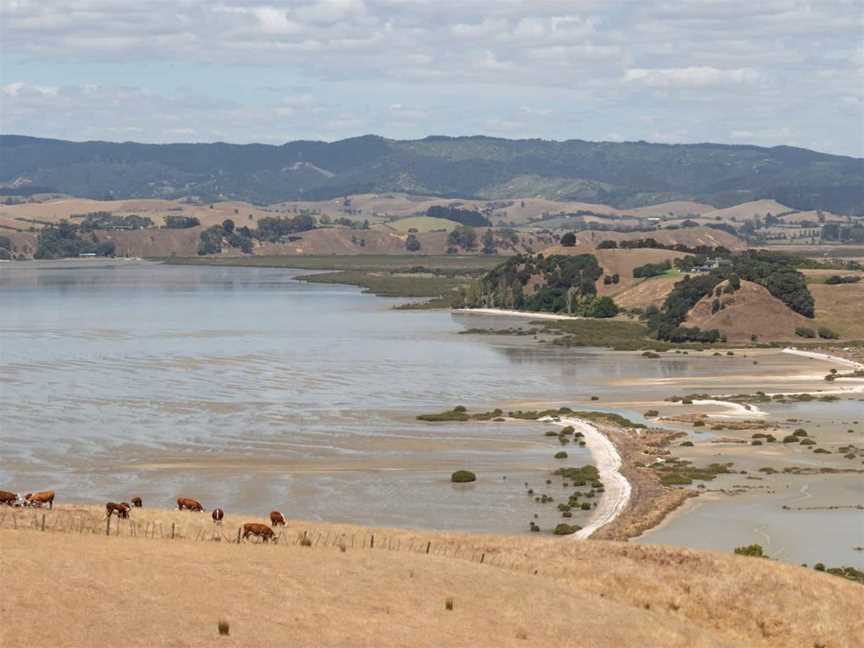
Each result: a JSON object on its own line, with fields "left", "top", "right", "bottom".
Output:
{"left": 0, "top": 260, "right": 850, "bottom": 541}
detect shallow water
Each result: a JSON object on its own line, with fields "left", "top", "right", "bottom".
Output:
{"left": 0, "top": 260, "right": 855, "bottom": 549}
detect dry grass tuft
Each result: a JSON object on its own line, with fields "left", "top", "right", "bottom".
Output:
{"left": 217, "top": 619, "right": 230, "bottom": 636}
{"left": 445, "top": 597, "right": 455, "bottom": 611}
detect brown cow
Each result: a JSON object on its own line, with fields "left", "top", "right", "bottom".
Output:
{"left": 270, "top": 510, "right": 287, "bottom": 527}
{"left": 177, "top": 497, "right": 204, "bottom": 512}
{"left": 106, "top": 502, "right": 130, "bottom": 519}
{"left": 212, "top": 508, "right": 224, "bottom": 524}
{"left": 25, "top": 491, "right": 55, "bottom": 509}
{"left": 131, "top": 497, "right": 142, "bottom": 508}
{"left": 242, "top": 523, "right": 276, "bottom": 543}
{"left": 0, "top": 490, "right": 18, "bottom": 506}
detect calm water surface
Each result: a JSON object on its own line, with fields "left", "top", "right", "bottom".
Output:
{"left": 2, "top": 261, "right": 856, "bottom": 547}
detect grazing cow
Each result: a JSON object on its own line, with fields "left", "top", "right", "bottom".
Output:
{"left": 269, "top": 510, "right": 287, "bottom": 527}
{"left": 25, "top": 491, "right": 55, "bottom": 509}
{"left": 212, "top": 508, "right": 224, "bottom": 524}
{"left": 177, "top": 497, "right": 204, "bottom": 512}
{"left": 131, "top": 497, "right": 142, "bottom": 508}
{"left": 0, "top": 490, "right": 17, "bottom": 506}
{"left": 106, "top": 502, "right": 130, "bottom": 519}
{"left": 242, "top": 522, "right": 276, "bottom": 543}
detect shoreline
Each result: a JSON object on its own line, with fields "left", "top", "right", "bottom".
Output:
{"left": 541, "top": 416, "right": 632, "bottom": 539}
{"left": 782, "top": 347, "right": 864, "bottom": 371}
{"left": 452, "top": 307, "right": 586, "bottom": 321}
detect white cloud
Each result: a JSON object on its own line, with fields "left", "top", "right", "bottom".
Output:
{"left": 0, "top": 1, "right": 860, "bottom": 154}
{"left": 624, "top": 66, "right": 760, "bottom": 88}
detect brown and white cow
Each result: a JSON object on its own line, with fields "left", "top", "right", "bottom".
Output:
{"left": 25, "top": 491, "right": 55, "bottom": 509}
{"left": 212, "top": 508, "right": 224, "bottom": 524}
{"left": 177, "top": 497, "right": 204, "bottom": 512}
{"left": 106, "top": 502, "right": 130, "bottom": 519}
{"left": 269, "top": 510, "right": 287, "bottom": 527}
{"left": 242, "top": 522, "right": 276, "bottom": 543}
{"left": 131, "top": 497, "right": 143, "bottom": 508}
{"left": 0, "top": 490, "right": 18, "bottom": 506}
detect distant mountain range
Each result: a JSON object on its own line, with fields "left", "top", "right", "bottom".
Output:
{"left": 1, "top": 134, "right": 861, "bottom": 213}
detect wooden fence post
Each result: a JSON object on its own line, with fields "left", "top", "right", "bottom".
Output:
{"left": 171, "top": 523, "right": 175, "bottom": 540}
{"left": 237, "top": 528, "right": 242, "bottom": 544}
{"left": 426, "top": 541, "right": 431, "bottom": 554}
{"left": 481, "top": 553, "right": 485, "bottom": 564}
{"left": 370, "top": 534, "right": 374, "bottom": 549}
{"left": 41, "top": 514, "right": 46, "bottom": 532}
{"left": 106, "top": 517, "right": 111, "bottom": 536}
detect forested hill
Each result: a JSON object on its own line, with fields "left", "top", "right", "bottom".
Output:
{"left": 1, "top": 134, "right": 861, "bottom": 213}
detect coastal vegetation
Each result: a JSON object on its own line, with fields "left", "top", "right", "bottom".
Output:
{"left": 450, "top": 470, "right": 477, "bottom": 483}
{"left": 463, "top": 253, "right": 619, "bottom": 317}
{"left": 168, "top": 255, "right": 503, "bottom": 306}
{"left": 651, "top": 458, "right": 734, "bottom": 486}
{"left": 34, "top": 221, "right": 116, "bottom": 259}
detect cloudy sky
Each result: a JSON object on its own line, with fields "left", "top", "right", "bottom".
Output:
{"left": 1, "top": 0, "right": 862, "bottom": 155}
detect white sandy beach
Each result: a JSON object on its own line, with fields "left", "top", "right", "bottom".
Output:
{"left": 452, "top": 308, "right": 584, "bottom": 321}
{"left": 782, "top": 347, "right": 864, "bottom": 371}
{"left": 540, "top": 416, "right": 632, "bottom": 540}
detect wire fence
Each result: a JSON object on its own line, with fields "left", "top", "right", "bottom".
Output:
{"left": 0, "top": 508, "right": 520, "bottom": 570}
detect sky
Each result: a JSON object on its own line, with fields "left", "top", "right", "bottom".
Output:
{"left": 1, "top": 0, "right": 862, "bottom": 156}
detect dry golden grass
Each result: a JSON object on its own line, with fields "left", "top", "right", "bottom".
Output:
{"left": 631, "top": 201, "right": 716, "bottom": 217}
{"left": 1, "top": 504, "right": 861, "bottom": 648}
{"left": 811, "top": 279, "right": 864, "bottom": 338}
{"left": 686, "top": 279, "right": 814, "bottom": 342}
{"left": 613, "top": 274, "right": 681, "bottom": 310}
{"left": 701, "top": 200, "right": 792, "bottom": 223}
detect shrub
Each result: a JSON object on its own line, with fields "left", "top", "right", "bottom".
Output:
{"left": 782, "top": 435, "right": 800, "bottom": 443}
{"left": 644, "top": 409, "right": 659, "bottom": 418}
{"left": 560, "top": 232, "right": 576, "bottom": 247}
{"left": 445, "top": 597, "right": 454, "bottom": 611}
{"left": 553, "top": 523, "right": 580, "bottom": 536}
{"left": 554, "top": 451, "right": 568, "bottom": 459}
{"left": 560, "top": 426, "right": 575, "bottom": 435}
{"left": 642, "top": 351, "right": 661, "bottom": 359}
{"left": 751, "top": 440, "right": 763, "bottom": 446}
{"left": 451, "top": 470, "right": 477, "bottom": 483}
{"left": 795, "top": 327, "right": 816, "bottom": 338}
{"left": 580, "top": 502, "right": 591, "bottom": 510}
{"left": 680, "top": 441, "right": 694, "bottom": 447}
{"left": 793, "top": 429, "right": 808, "bottom": 437}
{"left": 218, "top": 619, "right": 230, "bottom": 636}
{"left": 734, "top": 544, "right": 767, "bottom": 558}
{"left": 817, "top": 327, "right": 839, "bottom": 339}
{"left": 693, "top": 420, "right": 705, "bottom": 427}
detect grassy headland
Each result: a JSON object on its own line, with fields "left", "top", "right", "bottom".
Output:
{"left": 1, "top": 504, "right": 860, "bottom": 647}
{"left": 166, "top": 255, "right": 505, "bottom": 307}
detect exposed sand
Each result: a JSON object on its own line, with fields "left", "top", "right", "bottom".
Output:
{"left": 452, "top": 308, "right": 584, "bottom": 320}
{"left": 783, "top": 346, "right": 864, "bottom": 371}
{"left": 690, "top": 399, "right": 768, "bottom": 419}
{"left": 540, "top": 416, "right": 632, "bottom": 539}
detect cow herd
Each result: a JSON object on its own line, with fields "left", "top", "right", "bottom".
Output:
{"left": 1, "top": 489, "right": 289, "bottom": 543}
{"left": 0, "top": 490, "right": 55, "bottom": 509}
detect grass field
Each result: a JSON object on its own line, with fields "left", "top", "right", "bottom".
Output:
{"left": 166, "top": 255, "right": 504, "bottom": 305}
{"left": 387, "top": 216, "right": 461, "bottom": 232}
{"left": 166, "top": 254, "right": 505, "bottom": 273}
{"left": 1, "top": 504, "right": 860, "bottom": 647}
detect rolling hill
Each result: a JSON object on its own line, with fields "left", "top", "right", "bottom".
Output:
{"left": 2, "top": 134, "right": 861, "bottom": 213}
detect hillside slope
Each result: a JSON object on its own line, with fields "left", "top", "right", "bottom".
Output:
{"left": 685, "top": 279, "right": 813, "bottom": 342}
{"left": 2, "top": 135, "right": 861, "bottom": 212}
{"left": 1, "top": 505, "right": 860, "bottom": 648}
